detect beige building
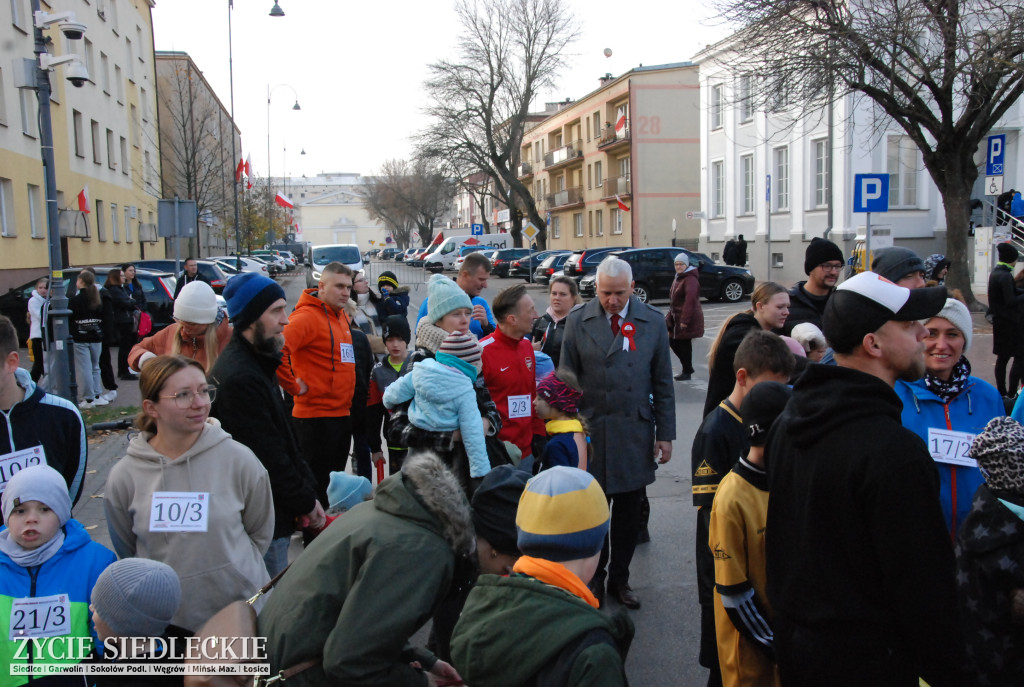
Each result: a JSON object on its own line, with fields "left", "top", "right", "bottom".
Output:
{"left": 283, "top": 173, "right": 387, "bottom": 249}
{"left": 518, "top": 62, "right": 701, "bottom": 251}
{"left": 155, "top": 51, "right": 241, "bottom": 258}
{"left": 0, "top": 0, "right": 163, "bottom": 292}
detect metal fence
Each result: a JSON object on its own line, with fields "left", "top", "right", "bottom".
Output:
{"left": 361, "top": 259, "right": 429, "bottom": 292}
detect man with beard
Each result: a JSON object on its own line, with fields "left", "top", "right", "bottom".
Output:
{"left": 764, "top": 272, "right": 966, "bottom": 687}
{"left": 210, "top": 272, "right": 325, "bottom": 576}
{"left": 779, "top": 237, "right": 843, "bottom": 336}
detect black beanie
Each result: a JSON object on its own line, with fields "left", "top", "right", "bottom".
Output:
{"left": 471, "top": 465, "right": 529, "bottom": 556}
{"left": 740, "top": 381, "right": 793, "bottom": 447}
{"left": 381, "top": 315, "right": 411, "bottom": 345}
{"left": 804, "top": 237, "right": 844, "bottom": 275}
{"left": 997, "top": 242, "right": 1019, "bottom": 264}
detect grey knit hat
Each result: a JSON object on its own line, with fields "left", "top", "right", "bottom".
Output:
{"left": 1, "top": 464, "right": 71, "bottom": 526}
{"left": 971, "top": 416, "right": 1024, "bottom": 497}
{"left": 91, "top": 559, "right": 181, "bottom": 637}
{"left": 930, "top": 298, "right": 973, "bottom": 352}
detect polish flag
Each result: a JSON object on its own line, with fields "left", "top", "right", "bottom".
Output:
{"left": 275, "top": 193, "right": 294, "bottom": 209}
{"left": 244, "top": 155, "right": 252, "bottom": 178}
{"left": 616, "top": 194, "right": 630, "bottom": 212}
{"left": 615, "top": 114, "right": 627, "bottom": 132}
{"left": 235, "top": 157, "right": 245, "bottom": 182}
{"left": 77, "top": 186, "right": 91, "bottom": 213}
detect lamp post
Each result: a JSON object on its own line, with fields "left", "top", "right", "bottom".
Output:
{"left": 267, "top": 84, "right": 300, "bottom": 247}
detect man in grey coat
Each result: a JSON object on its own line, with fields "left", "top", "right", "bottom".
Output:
{"left": 560, "top": 257, "right": 676, "bottom": 609}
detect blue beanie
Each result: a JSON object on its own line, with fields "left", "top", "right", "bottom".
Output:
{"left": 327, "top": 471, "right": 373, "bottom": 511}
{"left": 223, "top": 272, "right": 286, "bottom": 332}
{"left": 517, "top": 467, "right": 609, "bottom": 562}
{"left": 427, "top": 274, "right": 472, "bottom": 324}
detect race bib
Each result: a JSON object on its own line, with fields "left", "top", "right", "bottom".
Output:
{"left": 508, "top": 395, "right": 531, "bottom": 419}
{"left": 927, "top": 428, "right": 978, "bottom": 468}
{"left": 149, "top": 492, "right": 209, "bottom": 532}
{"left": 339, "top": 343, "right": 356, "bottom": 364}
{"left": 9, "top": 594, "right": 71, "bottom": 640}
{"left": 0, "top": 446, "right": 46, "bottom": 493}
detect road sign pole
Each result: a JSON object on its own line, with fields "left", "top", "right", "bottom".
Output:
{"left": 766, "top": 174, "right": 772, "bottom": 277}
{"left": 866, "top": 211, "right": 872, "bottom": 272}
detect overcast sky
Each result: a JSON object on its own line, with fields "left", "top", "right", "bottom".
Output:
{"left": 152, "top": 0, "right": 729, "bottom": 179}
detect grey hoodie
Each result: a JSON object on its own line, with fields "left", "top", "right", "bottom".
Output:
{"left": 104, "top": 419, "right": 274, "bottom": 631}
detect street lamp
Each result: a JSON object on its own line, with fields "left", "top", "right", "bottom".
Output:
{"left": 270, "top": 2, "right": 285, "bottom": 17}
{"left": 267, "top": 83, "right": 301, "bottom": 247}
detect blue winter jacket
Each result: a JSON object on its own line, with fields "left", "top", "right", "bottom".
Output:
{"left": 0, "top": 519, "right": 117, "bottom": 686}
{"left": 895, "top": 376, "right": 1005, "bottom": 539}
{"left": 382, "top": 357, "right": 489, "bottom": 478}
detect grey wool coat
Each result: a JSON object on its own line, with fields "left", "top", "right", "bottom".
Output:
{"left": 559, "top": 296, "right": 676, "bottom": 494}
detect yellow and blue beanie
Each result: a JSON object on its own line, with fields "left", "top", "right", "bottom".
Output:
{"left": 516, "top": 467, "right": 609, "bottom": 562}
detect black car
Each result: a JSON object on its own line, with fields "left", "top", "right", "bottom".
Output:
{"left": 509, "top": 249, "right": 571, "bottom": 280}
{"left": 134, "top": 259, "right": 230, "bottom": 293}
{"left": 489, "top": 248, "right": 534, "bottom": 278}
{"left": 532, "top": 253, "right": 572, "bottom": 286}
{"left": 562, "top": 246, "right": 631, "bottom": 282}
{"left": 578, "top": 247, "right": 755, "bottom": 303}
{"left": 0, "top": 267, "right": 178, "bottom": 346}
{"left": 378, "top": 247, "right": 401, "bottom": 260}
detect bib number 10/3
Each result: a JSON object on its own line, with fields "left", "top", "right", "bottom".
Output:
{"left": 149, "top": 492, "right": 210, "bottom": 532}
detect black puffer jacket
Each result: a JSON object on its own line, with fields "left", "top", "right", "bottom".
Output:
{"left": 531, "top": 304, "right": 584, "bottom": 370}
{"left": 779, "top": 281, "right": 830, "bottom": 336}
{"left": 703, "top": 312, "right": 761, "bottom": 417}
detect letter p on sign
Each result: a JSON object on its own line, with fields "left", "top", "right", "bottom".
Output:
{"left": 854, "top": 173, "right": 889, "bottom": 213}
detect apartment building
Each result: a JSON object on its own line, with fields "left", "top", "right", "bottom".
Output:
{"left": 695, "top": 36, "right": 1024, "bottom": 283}
{"left": 0, "top": 0, "right": 162, "bottom": 292}
{"left": 155, "top": 51, "right": 241, "bottom": 258}
{"left": 517, "top": 62, "right": 701, "bottom": 251}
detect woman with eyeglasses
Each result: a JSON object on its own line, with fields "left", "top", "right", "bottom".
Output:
{"left": 103, "top": 355, "right": 274, "bottom": 632}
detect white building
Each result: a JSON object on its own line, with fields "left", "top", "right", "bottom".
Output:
{"left": 282, "top": 173, "right": 387, "bottom": 249}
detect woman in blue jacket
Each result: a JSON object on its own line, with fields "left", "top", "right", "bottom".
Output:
{"left": 896, "top": 298, "right": 1004, "bottom": 540}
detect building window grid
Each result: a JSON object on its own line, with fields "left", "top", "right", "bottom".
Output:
{"left": 124, "top": 207, "right": 131, "bottom": 242}
{"left": 120, "top": 136, "right": 128, "bottom": 175}
{"left": 100, "top": 53, "right": 110, "bottom": 94}
{"left": 11, "top": 0, "right": 28, "bottom": 32}
{"left": 741, "top": 154, "right": 755, "bottom": 215}
{"left": 596, "top": 210, "right": 603, "bottom": 237}
{"left": 710, "top": 84, "right": 724, "bottom": 130}
{"left": 106, "top": 129, "right": 116, "bottom": 169}
{"left": 738, "top": 75, "right": 753, "bottom": 123}
{"left": 115, "top": 65, "right": 124, "bottom": 104}
{"left": 95, "top": 200, "right": 105, "bottom": 241}
{"left": 73, "top": 110, "right": 85, "bottom": 157}
{"left": 612, "top": 208, "right": 623, "bottom": 235}
{"left": 574, "top": 212, "right": 583, "bottom": 237}
{"left": 712, "top": 160, "right": 725, "bottom": 218}
{"left": 887, "top": 136, "right": 919, "bottom": 208}
{"left": 551, "top": 215, "right": 560, "bottom": 239}
{"left": 0, "top": 68, "right": 6, "bottom": 126}
{"left": 126, "top": 38, "right": 134, "bottom": 81}
{"left": 19, "top": 90, "right": 36, "bottom": 137}
{"left": 813, "top": 139, "right": 829, "bottom": 208}
{"left": 27, "top": 184, "right": 41, "bottom": 238}
{"left": 0, "top": 178, "right": 13, "bottom": 236}
{"left": 774, "top": 147, "right": 790, "bottom": 211}
{"left": 111, "top": 203, "right": 119, "bottom": 242}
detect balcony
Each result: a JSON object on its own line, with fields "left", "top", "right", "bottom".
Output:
{"left": 598, "top": 124, "right": 630, "bottom": 151}
{"left": 602, "top": 176, "right": 631, "bottom": 199}
{"left": 546, "top": 186, "right": 584, "bottom": 209}
{"left": 517, "top": 161, "right": 533, "bottom": 178}
{"left": 543, "top": 140, "right": 583, "bottom": 170}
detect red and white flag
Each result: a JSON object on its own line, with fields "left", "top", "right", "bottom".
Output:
{"left": 244, "top": 155, "right": 252, "bottom": 178}
{"left": 616, "top": 194, "right": 630, "bottom": 212}
{"left": 77, "top": 186, "right": 90, "bottom": 214}
{"left": 235, "top": 157, "right": 245, "bottom": 182}
{"left": 275, "top": 193, "right": 294, "bottom": 209}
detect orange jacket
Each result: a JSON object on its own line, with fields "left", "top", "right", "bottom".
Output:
{"left": 128, "top": 318, "right": 233, "bottom": 373}
{"left": 277, "top": 288, "right": 356, "bottom": 418}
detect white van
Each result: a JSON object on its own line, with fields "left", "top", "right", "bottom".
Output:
{"left": 424, "top": 234, "right": 513, "bottom": 272}
{"left": 306, "top": 244, "right": 364, "bottom": 288}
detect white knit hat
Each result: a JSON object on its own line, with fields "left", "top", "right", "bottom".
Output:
{"left": 931, "top": 298, "right": 973, "bottom": 352}
{"left": 173, "top": 281, "right": 218, "bottom": 324}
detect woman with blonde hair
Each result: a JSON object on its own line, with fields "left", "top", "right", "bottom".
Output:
{"left": 104, "top": 355, "right": 273, "bottom": 631}
{"left": 703, "top": 282, "right": 790, "bottom": 416}
{"left": 128, "top": 281, "right": 231, "bottom": 374}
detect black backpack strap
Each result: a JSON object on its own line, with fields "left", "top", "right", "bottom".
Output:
{"left": 534, "top": 626, "right": 627, "bottom": 687}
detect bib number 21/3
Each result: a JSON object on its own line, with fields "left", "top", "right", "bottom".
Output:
{"left": 9, "top": 594, "right": 71, "bottom": 640}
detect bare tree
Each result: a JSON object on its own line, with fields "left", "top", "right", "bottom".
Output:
{"left": 417, "top": 0, "right": 579, "bottom": 248}
{"left": 361, "top": 159, "right": 454, "bottom": 248}
{"left": 714, "top": 0, "right": 1024, "bottom": 303}
{"left": 239, "top": 175, "right": 286, "bottom": 253}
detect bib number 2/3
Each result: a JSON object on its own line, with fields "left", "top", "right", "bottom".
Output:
{"left": 508, "top": 395, "right": 531, "bottom": 419}
{"left": 149, "top": 492, "right": 210, "bottom": 532}
{"left": 9, "top": 594, "right": 71, "bottom": 640}
{"left": 927, "top": 428, "right": 977, "bottom": 468}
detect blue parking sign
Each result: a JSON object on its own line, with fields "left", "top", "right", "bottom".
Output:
{"left": 987, "top": 134, "right": 1005, "bottom": 176}
{"left": 471, "top": 223, "right": 483, "bottom": 236}
{"left": 853, "top": 174, "right": 889, "bottom": 213}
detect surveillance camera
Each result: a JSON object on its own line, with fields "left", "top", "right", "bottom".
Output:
{"left": 59, "top": 20, "right": 86, "bottom": 40}
{"left": 66, "top": 61, "right": 89, "bottom": 88}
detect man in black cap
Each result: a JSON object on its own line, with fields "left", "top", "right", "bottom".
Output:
{"left": 987, "top": 241, "right": 1024, "bottom": 397}
{"left": 764, "top": 272, "right": 965, "bottom": 687}
{"left": 871, "top": 246, "right": 927, "bottom": 288}
{"left": 779, "top": 237, "right": 843, "bottom": 335}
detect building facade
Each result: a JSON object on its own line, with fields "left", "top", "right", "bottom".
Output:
{"left": 517, "top": 62, "right": 701, "bottom": 252}
{"left": 0, "top": 0, "right": 163, "bottom": 292}
{"left": 284, "top": 173, "right": 387, "bottom": 249}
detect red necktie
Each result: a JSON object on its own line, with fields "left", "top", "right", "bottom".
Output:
{"left": 610, "top": 314, "right": 621, "bottom": 337}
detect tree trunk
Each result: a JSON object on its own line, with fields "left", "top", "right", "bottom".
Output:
{"left": 939, "top": 170, "right": 978, "bottom": 306}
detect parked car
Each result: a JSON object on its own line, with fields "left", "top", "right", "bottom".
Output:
{"left": 532, "top": 253, "right": 572, "bottom": 286}
{"left": 577, "top": 247, "right": 755, "bottom": 303}
{"left": 407, "top": 247, "right": 434, "bottom": 268}
{"left": 209, "top": 256, "right": 271, "bottom": 276}
{"left": 0, "top": 267, "right": 177, "bottom": 346}
{"left": 562, "top": 246, "right": 631, "bottom": 282}
{"left": 251, "top": 250, "right": 294, "bottom": 272}
{"left": 488, "top": 248, "right": 534, "bottom": 278}
{"left": 134, "top": 259, "right": 230, "bottom": 294}
{"left": 378, "top": 247, "right": 402, "bottom": 260}
{"left": 509, "top": 249, "right": 571, "bottom": 280}
{"left": 306, "top": 244, "right": 364, "bottom": 288}
{"left": 452, "top": 246, "right": 489, "bottom": 273}
{"left": 395, "top": 248, "right": 418, "bottom": 263}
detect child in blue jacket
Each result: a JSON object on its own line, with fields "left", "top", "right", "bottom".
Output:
{"left": 1, "top": 465, "right": 116, "bottom": 686}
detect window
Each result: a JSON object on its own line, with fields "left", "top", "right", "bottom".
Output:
{"left": 738, "top": 75, "right": 753, "bottom": 123}
{"left": 144, "top": 150, "right": 152, "bottom": 188}
{"left": 124, "top": 207, "right": 131, "bottom": 242}
{"left": 91, "top": 120, "right": 102, "bottom": 164}
{"left": 0, "top": 67, "right": 6, "bottom": 126}
{"left": 0, "top": 178, "right": 13, "bottom": 236}
{"left": 109, "top": 0, "right": 119, "bottom": 33}
{"left": 19, "top": 90, "right": 36, "bottom": 137}
{"left": 11, "top": 0, "right": 28, "bottom": 32}
{"left": 100, "top": 53, "right": 110, "bottom": 94}
{"left": 712, "top": 160, "right": 724, "bottom": 218}
{"left": 741, "top": 154, "right": 755, "bottom": 215}
{"left": 27, "top": 184, "right": 41, "bottom": 238}
{"left": 125, "top": 38, "right": 134, "bottom": 81}
{"left": 593, "top": 112, "right": 600, "bottom": 139}
{"left": 619, "top": 157, "right": 629, "bottom": 179}
{"left": 596, "top": 210, "right": 604, "bottom": 237}
{"left": 136, "top": 26, "right": 144, "bottom": 62}
{"left": 595, "top": 160, "right": 603, "bottom": 188}
{"left": 130, "top": 104, "right": 139, "bottom": 147}
{"left": 83, "top": 39, "right": 94, "bottom": 78}
{"left": 551, "top": 215, "right": 560, "bottom": 239}
{"left": 887, "top": 136, "right": 919, "bottom": 207}
{"left": 115, "top": 65, "right": 124, "bottom": 104}
{"left": 574, "top": 212, "right": 583, "bottom": 237}
{"left": 710, "top": 84, "right": 724, "bottom": 130}
{"left": 140, "top": 87, "right": 148, "bottom": 121}
{"left": 611, "top": 208, "right": 623, "bottom": 235}
{"left": 73, "top": 110, "right": 85, "bottom": 157}
{"left": 587, "top": 164, "right": 592, "bottom": 189}
{"left": 95, "top": 199, "right": 106, "bottom": 241}
{"left": 107, "top": 129, "right": 116, "bottom": 169}
{"left": 813, "top": 139, "right": 830, "bottom": 208}
{"left": 774, "top": 147, "right": 789, "bottom": 211}
{"left": 111, "top": 203, "right": 119, "bottom": 242}
{"left": 120, "top": 136, "right": 128, "bottom": 175}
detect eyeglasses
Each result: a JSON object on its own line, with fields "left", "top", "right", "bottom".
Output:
{"left": 159, "top": 385, "right": 217, "bottom": 408}
{"left": 818, "top": 262, "right": 844, "bottom": 273}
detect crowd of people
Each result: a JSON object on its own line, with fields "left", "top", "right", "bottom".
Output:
{"left": 0, "top": 240, "right": 1021, "bottom": 687}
